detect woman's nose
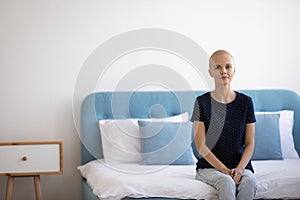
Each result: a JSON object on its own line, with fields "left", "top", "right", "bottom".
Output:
{"left": 220, "top": 67, "right": 227, "bottom": 74}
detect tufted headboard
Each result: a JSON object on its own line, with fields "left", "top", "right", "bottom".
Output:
{"left": 80, "top": 89, "right": 300, "bottom": 165}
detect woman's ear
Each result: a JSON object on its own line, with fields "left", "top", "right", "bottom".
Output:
{"left": 208, "top": 69, "right": 213, "bottom": 78}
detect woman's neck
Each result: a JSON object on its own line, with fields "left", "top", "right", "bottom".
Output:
{"left": 211, "top": 86, "right": 236, "bottom": 104}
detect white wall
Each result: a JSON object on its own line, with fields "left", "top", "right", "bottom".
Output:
{"left": 0, "top": 0, "right": 299, "bottom": 199}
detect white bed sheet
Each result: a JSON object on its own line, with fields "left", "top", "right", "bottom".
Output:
{"left": 253, "top": 159, "right": 300, "bottom": 199}
{"left": 78, "top": 159, "right": 300, "bottom": 200}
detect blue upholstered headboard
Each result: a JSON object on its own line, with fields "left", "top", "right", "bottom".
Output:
{"left": 80, "top": 89, "right": 300, "bottom": 165}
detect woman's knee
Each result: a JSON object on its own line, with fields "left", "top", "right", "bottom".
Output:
{"left": 215, "top": 176, "right": 236, "bottom": 200}
{"left": 239, "top": 171, "right": 257, "bottom": 192}
{"left": 215, "top": 175, "right": 236, "bottom": 191}
{"left": 237, "top": 172, "right": 257, "bottom": 200}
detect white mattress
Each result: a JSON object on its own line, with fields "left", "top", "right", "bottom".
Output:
{"left": 78, "top": 159, "right": 300, "bottom": 200}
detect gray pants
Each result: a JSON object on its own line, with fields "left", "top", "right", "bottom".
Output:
{"left": 196, "top": 168, "right": 257, "bottom": 200}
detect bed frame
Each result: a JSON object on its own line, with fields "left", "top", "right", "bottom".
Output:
{"left": 80, "top": 89, "right": 300, "bottom": 200}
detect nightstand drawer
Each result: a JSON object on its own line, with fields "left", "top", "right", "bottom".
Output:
{"left": 0, "top": 142, "right": 62, "bottom": 175}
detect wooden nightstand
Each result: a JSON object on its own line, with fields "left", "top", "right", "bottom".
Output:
{"left": 0, "top": 141, "right": 63, "bottom": 200}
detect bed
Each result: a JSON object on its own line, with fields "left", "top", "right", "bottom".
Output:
{"left": 78, "top": 89, "right": 300, "bottom": 200}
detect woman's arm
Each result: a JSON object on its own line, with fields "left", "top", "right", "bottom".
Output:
{"left": 232, "top": 123, "right": 255, "bottom": 183}
{"left": 194, "top": 121, "right": 231, "bottom": 175}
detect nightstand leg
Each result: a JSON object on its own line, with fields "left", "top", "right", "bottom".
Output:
{"left": 34, "top": 175, "right": 42, "bottom": 200}
{"left": 5, "top": 176, "right": 14, "bottom": 200}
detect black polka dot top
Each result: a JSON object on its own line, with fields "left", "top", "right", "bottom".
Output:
{"left": 191, "top": 91, "right": 256, "bottom": 173}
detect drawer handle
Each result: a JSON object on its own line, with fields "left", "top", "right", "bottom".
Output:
{"left": 22, "top": 156, "right": 28, "bottom": 161}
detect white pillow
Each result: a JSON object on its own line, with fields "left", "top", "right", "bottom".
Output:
{"left": 255, "top": 110, "right": 299, "bottom": 159}
{"left": 99, "top": 112, "right": 189, "bottom": 164}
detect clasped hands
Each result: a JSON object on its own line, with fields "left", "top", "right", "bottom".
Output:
{"left": 224, "top": 167, "right": 244, "bottom": 184}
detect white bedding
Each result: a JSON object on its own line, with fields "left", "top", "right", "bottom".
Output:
{"left": 78, "top": 159, "right": 300, "bottom": 200}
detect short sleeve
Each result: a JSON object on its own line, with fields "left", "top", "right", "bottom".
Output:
{"left": 191, "top": 98, "right": 200, "bottom": 122}
{"left": 246, "top": 97, "right": 256, "bottom": 123}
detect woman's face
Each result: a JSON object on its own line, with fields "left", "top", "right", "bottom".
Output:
{"left": 208, "top": 53, "right": 236, "bottom": 86}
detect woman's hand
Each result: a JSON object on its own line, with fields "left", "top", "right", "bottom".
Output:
{"left": 231, "top": 168, "right": 244, "bottom": 184}
{"left": 219, "top": 167, "right": 231, "bottom": 175}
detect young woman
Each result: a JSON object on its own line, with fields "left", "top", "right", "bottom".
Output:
{"left": 191, "top": 50, "right": 257, "bottom": 200}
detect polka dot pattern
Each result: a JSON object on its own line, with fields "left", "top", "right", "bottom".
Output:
{"left": 191, "top": 92, "right": 256, "bottom": 172}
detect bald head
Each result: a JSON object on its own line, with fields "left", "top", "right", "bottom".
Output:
{"left": 209, "top": 50, "right": 235, "bottom": 69}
